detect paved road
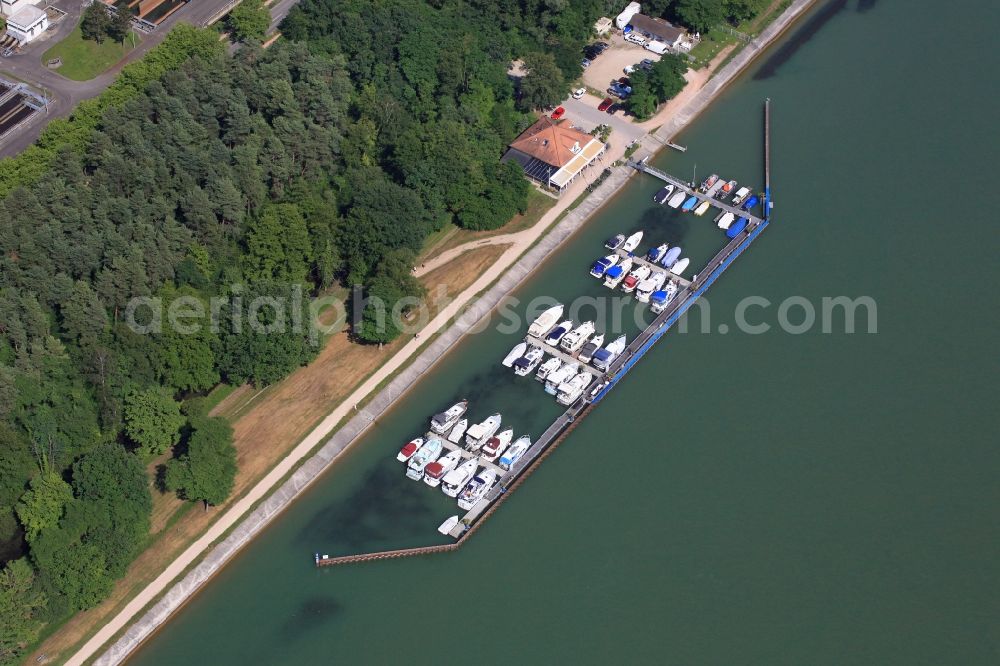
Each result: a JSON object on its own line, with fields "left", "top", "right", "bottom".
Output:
{"left": 0, "top": 0, "right": 299, "bottom": 159}
{"left": 560, "top": 94, "right": 646, "bottom": 144}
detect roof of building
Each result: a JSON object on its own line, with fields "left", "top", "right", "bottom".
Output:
{"left": 507, "top": 116, "right": 597, "bottom": 169}
{"left": 628, "top": 14, "right": 686, "bottom": 43}
{"left": 549, "top": 138, "right": 605, "bottom": 189}
{"left": 8, "top": 5, "right": 47, "bottom": 28}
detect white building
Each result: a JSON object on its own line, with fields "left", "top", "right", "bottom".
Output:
{"left": 615, "top": 2, "right": 641, "bottom": 30}
{"left": 0, "top": 0, "right": 34, "bottom": 18}
{"left": 6, "top": 4, "right": 47, "bottom": 44}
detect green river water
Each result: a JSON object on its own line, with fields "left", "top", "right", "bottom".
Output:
{"left": 132, "top": 1, "right": 998, "bottom": 663}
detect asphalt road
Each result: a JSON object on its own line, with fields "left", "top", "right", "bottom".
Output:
{"left": 0, "top": 0, "right": 300, "bottom": 159}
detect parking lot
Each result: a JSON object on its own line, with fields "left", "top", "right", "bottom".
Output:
{"left": 581, "top": 33, "right": 660, "bottom": 97}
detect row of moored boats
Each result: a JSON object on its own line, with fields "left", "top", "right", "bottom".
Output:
{"left": 651, "top": 177, "right": 759, "bottom": 239}
{"left": 396, "top": 400, "right": 531, "bottom": 512}
{"left": 595, "top": 230, "right": 684, "bottom": 313}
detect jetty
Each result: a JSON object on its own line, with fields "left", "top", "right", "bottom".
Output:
{"left": 316, "top": 100, "right": 773, "bottom": 567}
{"left": 612, "top": 248, "right": 693, "bottom": 289}
{"left": 522, "top": 335, "right": 604, "bottom": 377}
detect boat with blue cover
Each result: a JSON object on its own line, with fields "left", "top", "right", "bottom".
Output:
{"left": 681, "top": 196, "right": 699, "bottom": 212}
{"left": 726, "top": 217, "right": 748, "bottom": 238}
{"left": 592, "top": 335, "right": 627, "bottom": 371}
{"left": 589, "top": 254, "right": 618, "bottom": 278}
{"left": 604, "top": 234, "right": 625, "bottom": 250}
{"left": 603, "top": 258, "right": 632, "bottom": 288}
{"left": 646, "top": 243, "right": 668, "bottom": 263}
{"left": 660, "top": 246, "right": 682, "bottom": 268}
{"left": 741, "top": 194, "right": 759, "bottom": 211}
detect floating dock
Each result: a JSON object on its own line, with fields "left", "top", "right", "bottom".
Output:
{"left": 523, "top": 335, "right": 604, "bottom": 377}
{"left": 611, "top": 248, "right": 692, "bottom": 288}
{"left": 315, "top": 100, "right": 774, "bottom": 567}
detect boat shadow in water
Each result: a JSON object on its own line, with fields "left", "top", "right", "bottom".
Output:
{"left": 640, "top": 205, "right": 692, "bottom": 245}
{"left": 296, "top": 463, "right": 435, "bottom": 552}
{"left": 279, "top": 596, "right": 345, "bottom": 641}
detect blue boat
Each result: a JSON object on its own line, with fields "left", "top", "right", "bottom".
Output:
{"left": 604, "top": 264, "right": 625, "bottom": 281}
{"left": 604, "top": 234, "right": 625, "bottom": 250}
{"left": 589, "top": 255, "right": 615, "bottom": 278}
{"left": 681, "top": 196, "right": 699, "bottom": 212}
{"left": 741, "top": 195, "right": 759, "bottom": 211}
{"left": 726, "top": 217, "right": 748, "bottom": 238}
{"left": 660, "top": 246, "right": 682, "bottom": 268}
{"left": 646, "top": 244, "right": 668, "bottom": 263}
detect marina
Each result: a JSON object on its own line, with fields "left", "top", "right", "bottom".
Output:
{"left": 316, "top": 99, "right": 774, "bottom": 566}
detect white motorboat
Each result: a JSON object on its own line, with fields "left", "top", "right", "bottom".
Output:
{"left": 396, "top": 437, "right": 424, "bottom": 462}
{"left": 589, "top": 254, "right": 619, "bottom": 278}
{"left": 667, "top": 190, "right": 687, "bottom": 208}
{"left": 501, "top": 341, "right": 527, "bottom": 368}
{"left": 717, "top": 212, "right": 735, "bottom": 229}
{"left": 437, "top": 515, "right": 460, "bottom": 535}
{"left": 406, "top": 438, "right": 442, "bottom": 480}
{"left": 512, "top": 346, "right": 544, "bottom": 377}
{"left": 424, "top": 449, "right": 463, "bottom": 487}
{"left": 592, "top": 335, "right": 627, "bottom": 371}
{"left": 560, "top": 321, "right": 595, "bottom": 353}
{"left": 731, "top": 186, "right": 752, "bottom": 205}
{"left": 499, "top": 436, "right": 531, "bottom": 471}
{"left": 457, "top": 468, "right": 497, "bottom": 511}
{"left": 603, "top": 257, "right": 632, "bottom": 289}
{"left": 621, "top": 231, "right": 644, "bottom": 253}
{"left": 670, "top": 257, "right": 690, "bottom": 276}
{"left": 527, "top": 304, "right": 564, "bottom": 337}
{"left": 649, "top": 281, "right": 679, "bottom": 314}
{"left": 653, "top": 184, "right": 674, "bottom": 204}
{"left": 545, "top": 361, "right": 578, "bottom": 395}
{"left": 693, "top": 199, "right": 712, "bottom": 216}
{"left": 447, "top": 418, "right": 468, "bottom": 444}
{"left": 441, "top": 459, "right": 478, "bottom": 498}
{"left": 429, "top": 400, "right": 468, "bottom": 434}
{"left": 577, "top": 333, "right": 605, "bottom": 364}
{"left": 544, "top": 320, "right": 574, "bottom": 346}
{"left": 635, "top": 270, "right": 667, "bottom": 303}
{"left": 535, "top": 356, "right": 561, "bottom": 382}
{"left": 465, "top": 413, "right": 501, "bottom": 451}
{"left": 557, "top": 371, "right": 592, "bottom": 405}
{"left": 481, "top": 428, "right": 513, "bottom": 462}
{"left": 621, "top": 264, "right": 651, "bottom": 294}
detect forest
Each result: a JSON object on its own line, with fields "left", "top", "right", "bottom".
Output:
{"left": 0, "top": 0, "right": 620, "bottom": 661}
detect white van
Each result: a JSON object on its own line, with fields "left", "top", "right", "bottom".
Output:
{"left": 625, "top": 33, "right": 647, "bottom": 46}
{"left": 645, "top": 40, "right": 669, "bottom": 55}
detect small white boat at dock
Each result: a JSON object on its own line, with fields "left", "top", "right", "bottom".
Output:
{"left": 438, "top": 515, "right": 460, "bottom": 535}
{"left": 499, "top": 436, "right": 531, "bottom": 471}
{"left": 430, "top": 400, "right": 468, "bottom": 434}
{"left": 577, "top": 333, "right": 605, "bottom": 364}
{"left": 603, "top": 257, "right": 632, "bottom": 289}
{"left": 465, "top": 414, "right": 501, "bottom": 451}
{"left": 424, "top": 449, "right": 463, "bottom": 487}
{"left": 406, "top": 438, "right": 442, "bottom": 480}
{"left": 621, "top": 231, "right": 644, "bottom": 253}
{"left": 667, "top": 191, "right": 687, "bottom": 208}
{"left": 693, "top": 199, "right": 712, "bottom": 216}
{"left": 481, "top": 428, "right": 514, "bottom": 462}
{"left": 512, "top": 346, "right": 544, "bottom": 377}
{"left": 545, "top": 361, "right": 579, "bottom": 395}
{"left": 636, "top": 270, "right": 666, "bottom": 303}
{"left": 535, "top": 356, "right": 561, "bottom": 382}
{"left": 717, "top": 212, "right": 736, "bottom": 229}
{"left": 447, "top": 418, "right": 468, "bottom": 444}
{"left": 396, "top": 437, "right": 424, "bottom": 462}
{"left": 527, "top": 304, "right": 564, "bottom": 337}
{"left": 670, "top": 258, "right": 690, "bottom": 276}
{"left": 556, "top": 371, "right": 592, "bottom": 406}
{"left": 458, "top": 468, "right": 497, "bottom": 510}
{"left": 501, "top": 342, "right": 527, "bottom": 367}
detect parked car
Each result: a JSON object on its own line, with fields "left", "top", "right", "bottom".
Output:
{"left": 581, "top": 58, "right": 591, "bottom": 69}
{"left": 598, "top": 97, "right": 614, "bottom": 112}
{"left": 618, "top": 77, "right": 631, "bottom": 86}
{"left": 583, "top": 42, "right": 608, "bottom": 60}
{"left": 1, "top": 47, "right": 13, "bottom": 58}
{"left": 625, "top": 33, "right": 647, "bottom": 46}
{"left": 607, "top": 103, "right": 623, "bottom": 115}
{"left": 608, "top": 83, "right": 631, "bottom": 97}
{"left": 550, "top": 106, "right": 565, "bottom": 120}
{"left": 624, "top": 65, "right": 635, "bottom": 75}
{"left": 572, "top": 87, "right": 586, "bottom": 99}
{"left": 639, "top": 58, "right": 655, "bottom": 71}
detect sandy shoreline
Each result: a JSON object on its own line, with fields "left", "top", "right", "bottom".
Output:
{"left": 75, "top": 2, "right": 822, "bottom": 663}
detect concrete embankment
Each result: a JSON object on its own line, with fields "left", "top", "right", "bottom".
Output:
{"left": 91, "top": 1, "right": 819, "bottom": 663}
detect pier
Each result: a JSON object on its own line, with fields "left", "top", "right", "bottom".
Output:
{"left": 523, "top": 335, "right": 604, "bottom": 377}
{"left": 437, "top": 435, "right": 507, "bottom": 477}
{"left": 316, "top": 100, "right": 774, "bottom": 568}
{"left": 612, "top": 248, "right": 693, "bottom": 289}
{"left": 626, "top": 159, "right": 764, "bottom": 227}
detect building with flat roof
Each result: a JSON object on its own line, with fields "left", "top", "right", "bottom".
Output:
{"left": 6, "top": 4, "right": 47, "bottom": 44}
{"left": 0, "top": 0, "right": 33, "bottom": 18}
{"left": 502, "top": 116, "right": 606, "bottom": 193}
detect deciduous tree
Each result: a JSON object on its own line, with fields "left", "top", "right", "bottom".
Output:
{"left": 165, "top": 417, "right": 236, "bottom": 506}
{"left": 123, "top": 386, "right": 185, "bottom": 457}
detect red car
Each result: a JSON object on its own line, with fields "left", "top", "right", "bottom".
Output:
{"left": 598, "top": 97, "right": 614, "bottom": 112}
{"left": 551, "top": 106, "right": 565, "bottom": 120}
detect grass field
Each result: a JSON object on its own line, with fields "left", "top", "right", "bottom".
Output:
{"left": 41, "top": 25, "right": 140, "bottom": 81}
